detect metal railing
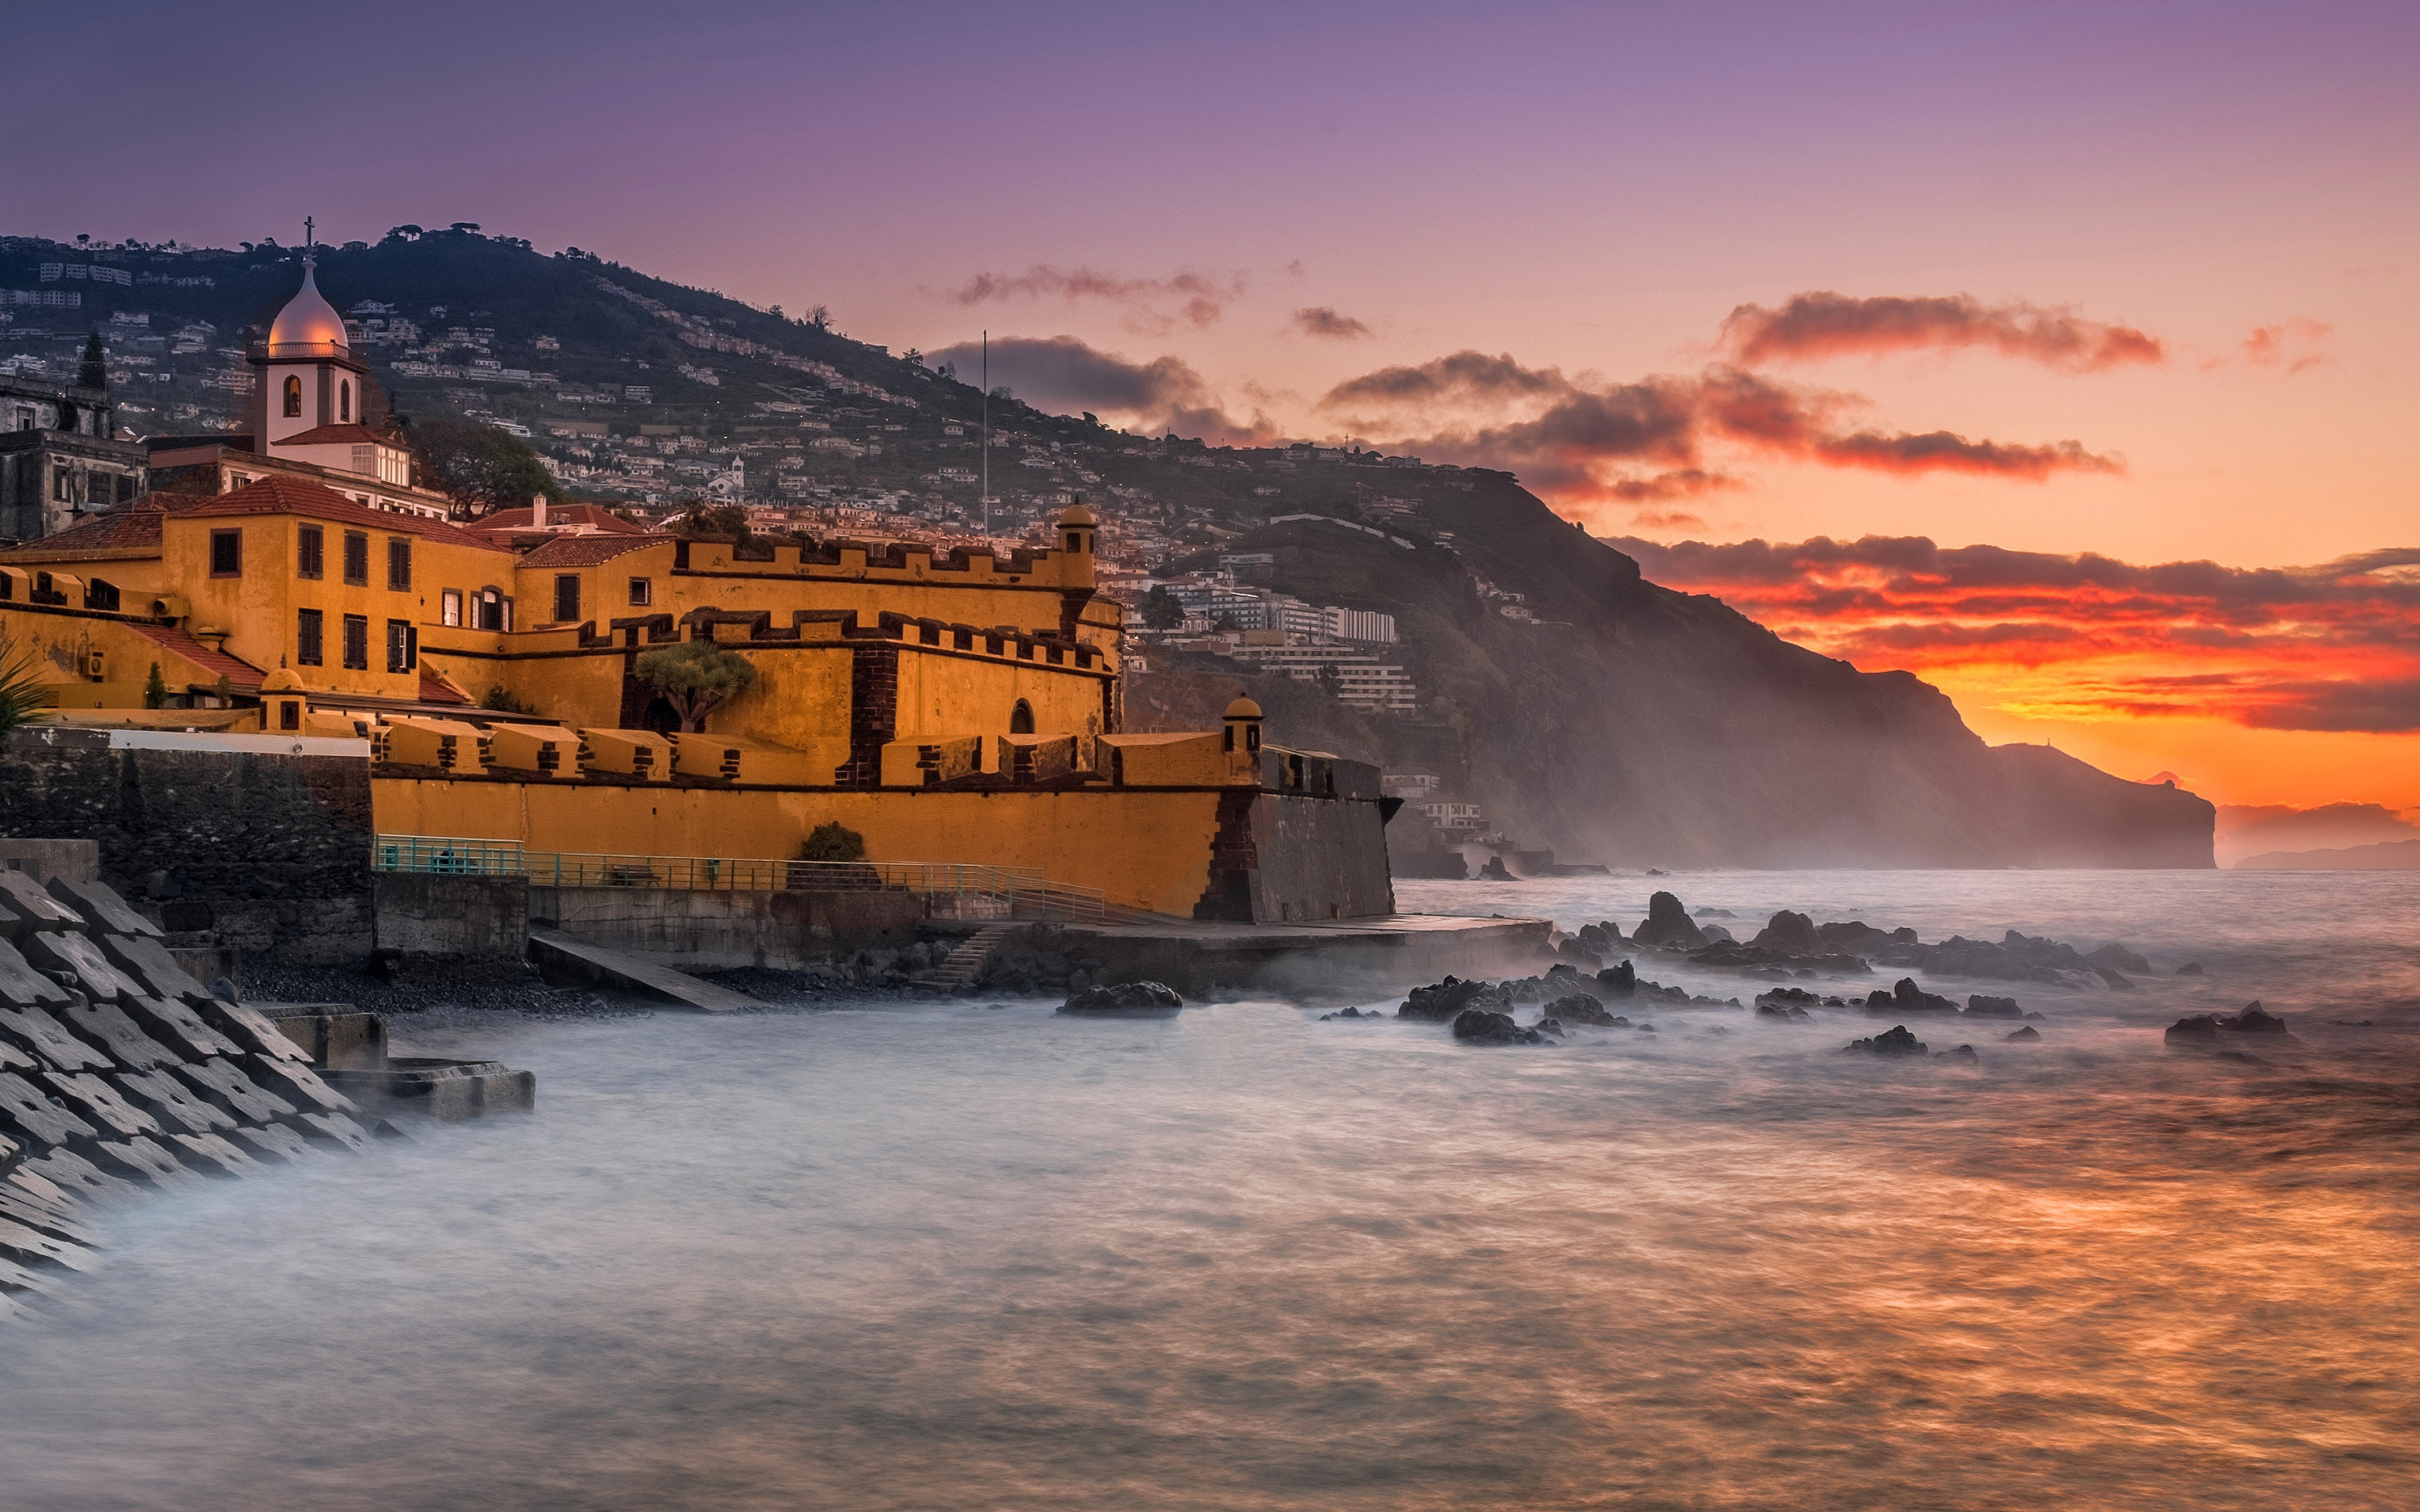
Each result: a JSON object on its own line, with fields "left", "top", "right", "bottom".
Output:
{"left": 371, "top": 835, "right": 1113, "bottom": 922}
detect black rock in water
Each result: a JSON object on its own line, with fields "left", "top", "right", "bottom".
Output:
{"left": 1060, "top": 981, "right": 1184, "bottom": 1014}
{"left": 2086, "top": 942, "right": 2154, "bottom": 974}
{"left": 1633, "top": 891, "right": 1707, "bottom": 950}
{"left": 2165, "top": 1002, "right": 2291, "bottom": 1045}
{"left": 1965, "top": 995, "right": 2023, "bottom": 1019}
{"left": 2004, "top": 1026, "right": 2042, "bottom": 1042}
{"left": 1319, "top": 1006, "right": 1381, "bottom": 1021}
{"left": 1544, "top": 993, "right": 1624, "bottom": 1026}
{"left": 1477, "top": 856, "right": 1516, "bottom": 880}
{"left": 1867, "top": 978, "right": 1959, "bottom": 1014}
{"left": 1450, "top": 1008, "right": 1549, "bottom": 1046}
{"left": 1597, "top": 959, "right": 1637, "bottom": 998}
{"left": 1399, "top": 976, "right": 1513, "bottom": 1021}
{"left": 2230, "top": 1001, "right": 2288, "bottom": 1034}
{"left": 2176, "top": 962, "right": 2206, "bottom": 976}
{"left": 1751, "top": 910, "right": 1821, "bottom": 953}
{"left": 1844, "top": 1024, "right": 1928, "bottom": 1056}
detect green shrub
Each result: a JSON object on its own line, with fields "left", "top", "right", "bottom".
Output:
{"left": 800, "top": 822, "right": 866, "bottom": 863}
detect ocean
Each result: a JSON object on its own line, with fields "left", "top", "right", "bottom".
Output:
{"left": 2, "top": 869, "right": 2415, "bottom": 1510}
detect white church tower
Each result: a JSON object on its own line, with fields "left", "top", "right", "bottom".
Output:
{"left": 247, "top": 220, "right": 413, "bottom": 487}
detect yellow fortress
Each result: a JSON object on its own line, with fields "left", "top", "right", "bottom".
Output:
{"left": 0, "top": 273, "right": 1394, "bottom": 923}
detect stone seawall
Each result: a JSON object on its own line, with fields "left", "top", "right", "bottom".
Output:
{"left": 0, "top": 729, "right": 372, "bottom": 966}
{"left": 529, "top": 885, "right": 921, "bottom": 969}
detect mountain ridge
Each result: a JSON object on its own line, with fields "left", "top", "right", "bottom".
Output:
{"left": 0, "top": 227, "right": 2214, "bottom": 867}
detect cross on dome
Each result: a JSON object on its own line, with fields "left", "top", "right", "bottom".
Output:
{"left": 267, "top": 216, "right": 345, "bottom": 353}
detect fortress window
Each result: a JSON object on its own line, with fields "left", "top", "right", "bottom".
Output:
{"left": 343, "top": 531, "right": 369, "bottom": 585}
{"left": 441, "top": 589, "right": 462, "bottom": 627}
{"left": 84, "top": 578, "right": 118, "bottom": 612}
{"left": 386, "top": 619, "right": 417, "bottom": 674}
{"left": 342, "top": 614, "right": 369, "bottom": 670}
{"left": 387, "top": 538, "right": 412, "bottom": 591}
{"left": 210, "top": 528, "right": 242, "bottom": 577}
{"left": 339, "top": 381, "right": 351, "bottom": 423}
{"left": 628, "top": 577, "right": 651, "bottom": 607}
{"left": 555, "top": 575, "right": 581, "bottom": 623}
{"left": 279, "top": 701, "right": 300, "bottom": 732}
{"left": 282, "top": 375, "right": 302, "bottom": 418}
{"left": 296, "top": 524, "right": 324, "bottom": 579}
{"left": 297, "top": 608, "right": 324, "bottom": 666}
{"left": 1010, "top": 700, "right": 1034, "bottom": 735}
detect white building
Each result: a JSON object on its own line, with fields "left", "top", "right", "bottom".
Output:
{"left": 1324, "top": 606, "right": 1397, "bottom": 643}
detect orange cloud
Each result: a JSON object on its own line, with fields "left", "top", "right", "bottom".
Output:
{"left": 1318, "top": 354, "right": 2120, "bottom": 505}
{"left": 1721, "top": 291, "right": 2166, "bottom": 371}
{"left": 1609, "top": 536, "right": 2420, "bottom": 734}
{"left": 944, "top": 265, "right": 1246, "bottom": 332}
{"left": 2243, "top": 318, "right": 2333, "bottom": 374}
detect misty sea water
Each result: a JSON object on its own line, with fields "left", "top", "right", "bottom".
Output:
{"left": 1, "top": 869, "right": 2415, "bottom": 1510}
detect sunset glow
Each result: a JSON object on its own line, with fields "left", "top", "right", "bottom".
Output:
{"left": 1612, "top": 536, "right": 2420, "bottom": 809}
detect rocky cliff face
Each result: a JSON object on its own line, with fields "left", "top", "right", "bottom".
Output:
{"left": 1143, "top": 478, "right": 2215, "bottom": 869}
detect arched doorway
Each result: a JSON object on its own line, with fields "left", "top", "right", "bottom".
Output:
{"left": 1009, "top": 699, "right": 1034, "bottom": 734}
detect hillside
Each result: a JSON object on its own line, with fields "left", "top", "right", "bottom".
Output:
{"left": 0, "top": 226, "right": 2215, "bottom": 868}
{"left": 2237, "top": 839, "right": 2420, "bottom": 870}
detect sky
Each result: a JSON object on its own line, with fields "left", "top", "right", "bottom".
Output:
{"left": 8, "top": 0, "right": 2416, "bottom": 812}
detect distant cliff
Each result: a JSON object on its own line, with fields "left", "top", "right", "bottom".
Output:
{"left": 2237, "top": 838, "right": 2420, "bottom": 870}
{"left": 1138, "top": 482, "right": 2217, "bottom": 869}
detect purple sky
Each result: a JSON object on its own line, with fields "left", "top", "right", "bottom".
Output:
{"left": 14, "top": 1, "right": 2417, "bottom": 561}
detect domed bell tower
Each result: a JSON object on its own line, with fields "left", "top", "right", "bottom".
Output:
{"left": 249, "top": 219, "right": 371, "bottom": 454}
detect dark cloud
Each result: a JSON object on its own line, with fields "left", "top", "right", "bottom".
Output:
{"left": 1322, "top": 349, "right": 1568, "bottom": 409}
{"left": 1607, "top": 469, "right": 1735, "bottom": 502}
{"left": 1721, "top": 291, "right": 2166, "bottom": 372}
{"left": 1812, "top": 431, "right": 2123, "bottom": 479}
{"left": 923, "top": 335, "right": 1277, "bottom": 444}
{"left": 1290, "top": 306, "right": 1371, "bottom": 339}
{"left": 1318, "top": 354, "right": 2118, "bottom": 501}
{"left": 926, "top": 334, "right": 1207, "bottom": 414}
{"left": 2242, "top": 678, "right": 2420, "bottom": 734}
{"left": 943, "top": 265, "right": 1244, "bottom": 330}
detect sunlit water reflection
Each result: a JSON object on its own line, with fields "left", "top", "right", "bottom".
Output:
{"left": 2, "top": 870, "right": 2416, "bottom": 1509}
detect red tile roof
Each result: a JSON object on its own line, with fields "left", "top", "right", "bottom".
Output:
{"left": 162, "top": 475, "right": 513, "bottom": 554}
{"left": 0, "top": 501, "right": 168, "bottom": 559}
{"left": 122, "top": 622, "right": 266, "bottom": 693}
{"left": 518, "top": 533, "right": 673, "bottom": 568}
{"left": 418, "top": 666, "right": 471, "bottom": 705}
{"left": 475, "top": 502, "right": 648, "bottom": 535}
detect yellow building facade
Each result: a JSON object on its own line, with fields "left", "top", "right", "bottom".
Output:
{"left": 0, "top": 266, "right": 1396, "bottom": 921}
{"left": 3, "top": 470, "right": 1392, "bottom": 922}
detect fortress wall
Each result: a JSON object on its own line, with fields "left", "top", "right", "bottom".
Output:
{"left": 369, "top": 776, "right": 1392, "bottom": 921}
{"left": 0, "top": 729, "right": 373, "bottom": 964}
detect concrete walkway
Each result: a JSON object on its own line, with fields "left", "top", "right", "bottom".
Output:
{"left": 527, "top": 929, "right": 762, "bottom": 1014}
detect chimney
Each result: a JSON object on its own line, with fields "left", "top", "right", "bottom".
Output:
{"left": 532, "top": 492, "right": 547, "bottom": 528}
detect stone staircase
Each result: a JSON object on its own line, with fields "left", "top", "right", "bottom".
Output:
{"left": 914, "top": 923, "right": 1015, "bottom": 991}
